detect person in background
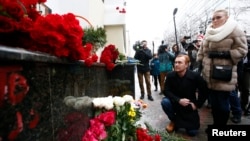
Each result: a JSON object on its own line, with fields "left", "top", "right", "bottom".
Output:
{"left": 197, "top": 9, "right": 248, "bottom": 126}
{"left": 230, "top": 89, "right": 242, "bottom": 123}
{"left": 161, "top": 54, "right": 208, "bottom": 136}
{"left": 158, "top": 44, "right": 175, "bottom": 95}
{"left": 150, "top": 53, "right": 160, "bottom": 91}
{"left": 180, "top": 35, "right": 191, "bottom": 52}
{"left": 134, "top": 40, "right": 154, "bottom": 101}
{"left": 228, "top": 53, "right": 246, "bottom": 124}
{"left": 186, "top": 39, "right": 202, "bottom": 73}
{"left": 240, "top": 34, "right": 250, "bottom": 116}
{"left": 171, "top": 44, "right": 180, "bottom": 57}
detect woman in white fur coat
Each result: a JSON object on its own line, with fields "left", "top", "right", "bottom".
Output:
{"left": 197, "top": 9, "right": 248, "bottom": 126}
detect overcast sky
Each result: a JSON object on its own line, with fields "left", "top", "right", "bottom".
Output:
{"left": 126, "top": 0, "right": 184, "bottom": 47}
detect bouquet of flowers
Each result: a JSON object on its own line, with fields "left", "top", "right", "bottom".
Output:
{"left": 61, "top": 95, "right": 186, "bottom": 141}
{"left": 0, "top": 0, "right": 97, "bottom": 65}
{"left": 100, "top": 44, "right": 119, "bottom": 71}
{"left": 81, "top": 95, "right": 162, "bottom": 141}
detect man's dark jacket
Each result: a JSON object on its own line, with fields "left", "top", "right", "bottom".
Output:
{"left": 134, "top": 48, "right": 152, "bottom": 73}
{"left": 164, "top": 70, "right": 208, "bottom": 129}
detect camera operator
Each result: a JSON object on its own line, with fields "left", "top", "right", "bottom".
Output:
{"left": 134, "top": 40, "right": 154, "bottom": 101}
{"left": 188, "top": 39, "right": 202, "bottom": 72}
{"left": 180, "top": 36, "right": 191, "bottom": 51}
{"left": 180, "top": 36, "right": 202, "bottom": 72}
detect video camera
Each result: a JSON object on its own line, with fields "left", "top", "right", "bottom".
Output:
{"left": 133, "top": 41, "right": 142, "bottom": 51}
{"left": 184, "top": 36, "right": 191, "bottom": 39}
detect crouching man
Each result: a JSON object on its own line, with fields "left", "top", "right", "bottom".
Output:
{"left": 161, "top": 54, "right": 208, "bottom": 136}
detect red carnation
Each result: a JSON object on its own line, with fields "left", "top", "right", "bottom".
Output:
{"left": 97, "top": 110, "right": 116, "bottom": 126}
{"left": 100, "top": 44, "right": 119, "bottom": 71}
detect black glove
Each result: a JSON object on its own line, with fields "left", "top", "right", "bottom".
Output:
{"left": 208, "top": 51, "right": 231, "bottom": 59}
{"left": 198, "top": 61, "right": 203, "bottom": 74}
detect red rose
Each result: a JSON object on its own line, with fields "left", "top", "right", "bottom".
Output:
{"left": 154, "top": 134, "right": 161, "bottom": 141}
{"left": 0, "top": 16, "right": 17, "bottom": 32}
{"left": 136, "top": 127, "right": 154, "bottom": 141}
{"left": 81, "top": 130, "right": 98, "bottom": 141}
{"left": 89, "top": 119, "right": 107, "bottom": 140}
{"left": 100, "top": 44, "right": 120, "bottom": 71}
{"left": 3, "top": 1, "right": 25, "bottom": 20}
{"left": 97, "top": 110, "right": 116, "bottom": 126}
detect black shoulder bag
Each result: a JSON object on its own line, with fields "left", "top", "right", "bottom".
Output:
{"left": 210, "top": 51, "right": 232, "bottom": 81}
{"left": 212, "top": 64, "right": 232, "bottom": 81}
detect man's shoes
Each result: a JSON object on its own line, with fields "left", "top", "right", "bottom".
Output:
{"left": 148, "top": 95, "right": 154, "bottom": 101}
{"left": 206, "top": 103, "right": 211, "bottom": 109}
{"left": 205, "top": 128, "right": 209, "bottom": 134}
{"left": 140, "top": 95, "right": 144, "bottom": 99}
{"left": 244, "top": 110, "right": 250, "bottom": 116}
{"left": 166, "top": 121, "right": 175, "bottom": 133}
{"left": 230, "top": 116, "right": 241, "bottom": 124}
{"left": 186, "top": 129, "right": 198, "bottom": 136}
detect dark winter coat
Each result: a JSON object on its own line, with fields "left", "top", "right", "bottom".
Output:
{"left": 150, "top": 58, "right": 160, "bottom": 76}
{"left": 187, "top": 43, "right": 200, "bottom": 71}
{"left": 163, "top": 70, "right": 208, "bottom": 130}
{"left": 134, "top": 48, "right": 152, "bottom": 73}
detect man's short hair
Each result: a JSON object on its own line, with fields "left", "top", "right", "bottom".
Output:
{"left": 175, "top": 54, "right": 190, "bottom": 64}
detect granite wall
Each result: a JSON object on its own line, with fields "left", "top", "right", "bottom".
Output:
{"left": 0, "top": 45, "right": 135, "bottom": 141}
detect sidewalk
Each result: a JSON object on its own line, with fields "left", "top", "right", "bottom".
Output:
{"left": 134, "top": 75, "right": 250, "bottom": 141}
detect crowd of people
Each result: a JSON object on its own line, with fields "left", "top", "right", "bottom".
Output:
{"left": 133, "top": 8, "right": 250, "bottom": 137}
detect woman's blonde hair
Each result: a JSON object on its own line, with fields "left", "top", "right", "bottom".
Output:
{"left": 214, "top": 9, "right": 229, "bottom": 17}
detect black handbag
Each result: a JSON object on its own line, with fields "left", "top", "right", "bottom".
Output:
{"left": 212, "top": 65, "right": 232, "bottom": 81}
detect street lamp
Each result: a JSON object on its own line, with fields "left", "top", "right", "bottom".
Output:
{"left": 199, "top": 25, "right": 203, "bottom": 34}
{"left": 173, "top": 8, "right": 178, "bottom": 50}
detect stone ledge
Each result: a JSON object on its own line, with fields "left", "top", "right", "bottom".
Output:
{"left": 0, "top": 45, "right": 135, "bottom": 67}
{"left": 0, "top": 45, "right": 105, "bottom": 67}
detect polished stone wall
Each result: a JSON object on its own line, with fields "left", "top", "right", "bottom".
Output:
{"left": 0, "top": 45, "right": 135, "bottom": 141}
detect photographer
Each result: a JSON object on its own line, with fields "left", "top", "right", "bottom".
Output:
{"left": 134, "top": 40, "right": 154, "bottom": 101}
{"left": 180, "top": 36, "right": 191, "bottom": 51}
{"left": 180, "top": 36, "right": 202, "bottom": 72}
{"left": 188, "top": 39, "right": 202, "bottom": 72}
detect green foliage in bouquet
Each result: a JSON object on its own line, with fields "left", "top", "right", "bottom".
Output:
{"left": 82, "top": 27, "right": 107, "bottom": 52}
{"left": 144, "top": 122, "right": 187, "bottom": 141}
{"left": 105, "top": 102, "right": 142, "bottom": 140}
{"left": 118, "top": 52, "right": 126, "bottom": 61}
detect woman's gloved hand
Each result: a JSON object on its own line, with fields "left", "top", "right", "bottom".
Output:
{"left": 208, "top": 51, "right": 231, "bottom": 59}
{"left": 198, "top": 61, "right": 203, "bottom": 73}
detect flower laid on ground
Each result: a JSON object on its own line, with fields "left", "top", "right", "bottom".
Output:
{"left": 136, "top": 127, "right": 161, "bottom": 141}
{"left": 100, "top": 44, "right": 119, "bottom": 71}
{"left": 57, "top": 112, "right": 90, "bottom": 141}
{"left": 143, "top": 122, "right": 187, "bottom": 141}
{"left": 81, "top": 95, "right": 162, "bottom": 141}
{"left": 63, "top": 95, "right": 93, "bottom": 110}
